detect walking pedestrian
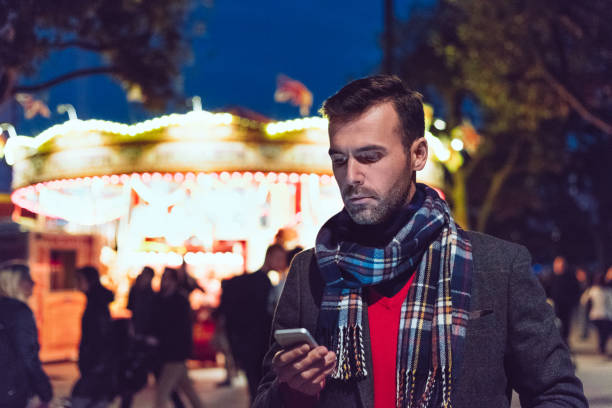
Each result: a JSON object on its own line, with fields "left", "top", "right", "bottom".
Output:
{"left": 0, "top": 261, "right": 53, "bottom": 408}
{"left": 71, "top": 266, "right": 116, "bottom": 408}
{"left": 217, "top": 244, "right": 287, "bottom": 402}
{"left": 581, "top": 273, "right": 612, "bottom": 355}
{"left": 154, "top": 268, "right": 204, "bottom": 408}
{"left": 548, "top": 256, "right": 581, "bottom": 346}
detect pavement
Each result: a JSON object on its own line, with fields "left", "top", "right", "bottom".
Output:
{"left": 43, "top": 329, "right": 611, "bottom": 408}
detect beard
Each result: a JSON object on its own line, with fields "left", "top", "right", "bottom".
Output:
{"left": 342, "top": 174, "right": 412, "bottom": 225}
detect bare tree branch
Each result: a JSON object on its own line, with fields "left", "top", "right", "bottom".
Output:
{"left": 538, "top": 62, "right": 612, "bottom": 135}
{"left": 476, "top": 138, "right": 523, "bottom": 232}
{"left": 12, "top": 66, "right": 120, "bottom": 94}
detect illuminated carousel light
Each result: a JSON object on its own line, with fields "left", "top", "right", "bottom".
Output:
{"left": 174, "top": 173, "right": 184, "bottom": 183}
{"left": 289, "top": 173, "right": 300, "bottom": 183}
{"left": 278, "top": 173, "right": 288, "bottom": 183}
{"left": 141, "top": 173, "right": 151, "bottom": 182}
{"left": 243, "top": 172, "right": 253, "bottom": 182}
{"left": 196, "top": 173, "right": 206, "bottom": 184}
{"left": 185, "top": 172, "right": 195, "bottom": 181}
{"left": 254, "top": 172, "right": 265, "bottom": 182}
{"left": 220, "top": 172, "right": 231, "bottom": 182}
{"left": 267, "top": 172, "right": 278, "bottom": 183}
{"left": 110, "top": 175, "right": 120, "bottom": 184}
{"left": 102, "top": 175, "right": 111, "bottom": 183}
{"left": 231, "top": 172, "right": 242, "bottom": 181}
{"left": 163, "top": 173, "right": 173, "bottom": 182}
{"left": 120, "top": 174, "right": 130, "bottom": 183}
{"left": 300, "top": 173, "right": 309, "bottom": 183}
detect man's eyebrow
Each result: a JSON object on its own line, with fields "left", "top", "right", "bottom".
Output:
{"left": 354, "top": 145, "right": 387, "bottom": 154}
{"left": 328, "top": 145, "right": 387, "bottom": 156}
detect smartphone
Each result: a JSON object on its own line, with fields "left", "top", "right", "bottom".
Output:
{"left": 274, "top": 328, "right": 319, "bottom": 348}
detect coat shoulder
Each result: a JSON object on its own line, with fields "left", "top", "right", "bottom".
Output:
{"left": 465, "top": 230, "right": 531, "bottom": 267}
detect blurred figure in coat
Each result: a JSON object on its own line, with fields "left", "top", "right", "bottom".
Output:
{"left": 548, "top": 256, "right": 581, "bottom": 346}
{"left": 71, "top": 266, "right": 116, "bottom": 408}
{"left": 217, "top": 244, "right": 287, "bottom": 402}
{"left": 0, "top": 261, "right": 52, "bottom": 407}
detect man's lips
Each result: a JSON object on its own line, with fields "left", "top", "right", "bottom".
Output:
{"left": 347, "top": 196, "right": 375, "bottom": 203}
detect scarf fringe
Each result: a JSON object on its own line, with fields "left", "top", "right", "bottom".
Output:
{"left": 399, "top": 367, "right": 452, "bottom": 408}
{"left": 330, "top": 325, "right": 368, "bottom": 380}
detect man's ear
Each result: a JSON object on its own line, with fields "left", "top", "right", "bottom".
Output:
{"left": 411, "top": 137, "right": 428, "bottom": 171}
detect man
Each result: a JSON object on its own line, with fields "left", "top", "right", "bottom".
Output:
{"left": 217, "top": 244, "right": 287, "bottom": 401}
{"left": 253, "top": 75, "right": 587, "bottom": 407}
{"left": 154, "top": 268, "right": 204, "bottom": 408}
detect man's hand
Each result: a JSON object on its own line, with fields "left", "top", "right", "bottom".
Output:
{"left": 272, "top": 344, "right": 337, "bottom": 396}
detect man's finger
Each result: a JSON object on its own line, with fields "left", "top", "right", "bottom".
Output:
{"left": 272, "top": 343, "right": 311, "bottom": 367}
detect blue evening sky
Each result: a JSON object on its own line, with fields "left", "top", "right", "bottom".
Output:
{"left": 11, "top": 1, "right": 425, "bottom": 135}
{"left": 0, "top": 1, "right": 420, "bottom": 191}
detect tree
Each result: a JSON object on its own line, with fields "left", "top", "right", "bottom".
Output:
{"left": 0, "top": 0, "right": 202, "bottom": 110}
{"left": 443, "top": 0, "right": 612, "bottom": 136}
{"left": 395, "top": 1, "right": 568, "bottom": 235}
{"left": 396, "top": 0, "right": 612, "bottom": 264}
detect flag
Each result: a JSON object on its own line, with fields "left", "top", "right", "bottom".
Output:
{"left": 15, "top": 93, "right": 51, "bottom": 119}
{"left": 274, "top": 74, "right": 313, "bottom": 116}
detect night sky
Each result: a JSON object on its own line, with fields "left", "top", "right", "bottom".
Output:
{"left": 0, "top": 1, "right": 421, "bottom": 192}
{"left": 12, "top": 1, "right": 413, "bottom": 136}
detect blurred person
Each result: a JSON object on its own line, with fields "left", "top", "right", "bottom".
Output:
{"left": 253, "top": 75, "right": 586, "bottom": 408}
{"left": 154, "top": 268, "right": 204, "bottom": 408}
{"left": 575, "top": 266, "right": 591, "bottom": 339}
{"left": 581, "top": 273, "right": 612, "bottom": 355}
{"left": 217, "top": 244, "right": 286, "bottom": 402}
{"left": 71, "top": 266, "right": 116, "bottom": 408}
{"left": 605, "top": 265, "right": 612, "bottom": 288}
{"left": 176, "top": 262, "right": 205, "bottom": 299}
{"left": 548, "top": 256, "right": 581, "bottom": 345}
{"left": 121, "top": 267, "right": 185, "bottom": 408}
{"left": 209, "top": 310, "right": 238, "bottom": 388}
{"left": 127, "top": 266, "right": 157, "bottom": 338}
{"left": 268, "top": 246, "right": 304, "bottom": 314}
{"left": 0, "top": 261, "right": 52, "bottom": 408}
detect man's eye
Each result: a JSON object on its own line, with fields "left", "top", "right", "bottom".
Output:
{"left": 357, "top": 153, "right": 381, "bottom": 163}
{"left": 331, "top": 155, "right": 347, "bottom": 165}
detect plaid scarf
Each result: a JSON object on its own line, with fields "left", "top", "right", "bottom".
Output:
{"left": 315, "top": 184, "right": 473, "bottom": 408}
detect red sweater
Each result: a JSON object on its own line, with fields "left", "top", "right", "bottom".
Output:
{"left": 367, "top": 274, "right": 415, "bottom": 408}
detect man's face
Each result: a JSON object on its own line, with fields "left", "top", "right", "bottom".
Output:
{"left": 329, "top": 102, "right": 414, "bottom": 225}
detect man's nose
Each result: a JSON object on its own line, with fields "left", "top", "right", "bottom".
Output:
{"left": 346, "top": 158, "right": 364, "bottom": 185}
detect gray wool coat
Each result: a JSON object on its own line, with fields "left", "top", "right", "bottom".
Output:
{"left": 252, "top": 231, "right": 588, "bottom": 408}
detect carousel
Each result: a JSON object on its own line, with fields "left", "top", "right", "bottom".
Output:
{"left": 0, "top": 100, "right": 448, "bottom": 361}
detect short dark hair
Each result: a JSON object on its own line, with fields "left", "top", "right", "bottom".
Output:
{"left": 76, "top": 266, "right": 100, "bottom": 288}
{"left": 141, "top": 266, "right": 155, "bottom": 279}
{"left": 321, "top": 75, "right": 425, "bottom": 152}
{"left": 162, "top": 267, "right": 178, "bottom": 282}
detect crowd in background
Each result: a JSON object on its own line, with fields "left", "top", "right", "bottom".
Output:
{"left": 0, "top": 235, "right": 302, "bottom": 408}
{"left": 539, "top": 256, "right": 612, "bottom": 357}
{"left": 1, "top": 248, "right": 609, "bottom": 407}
